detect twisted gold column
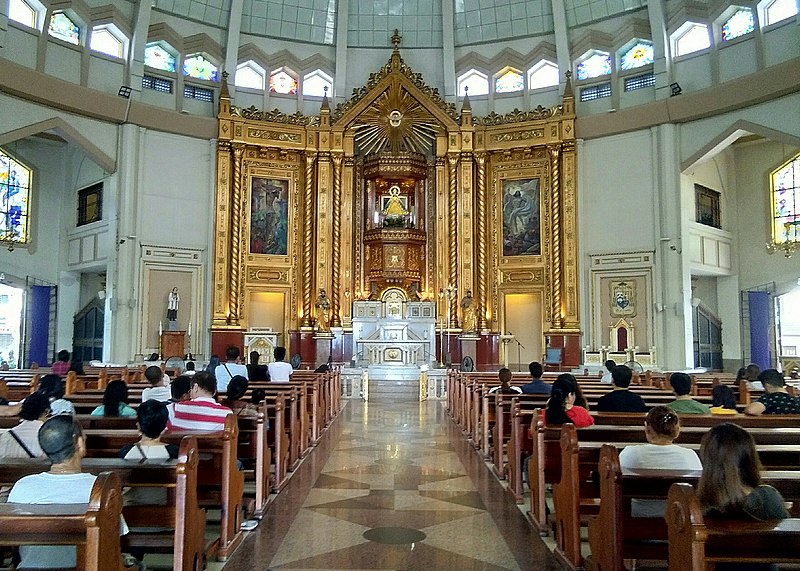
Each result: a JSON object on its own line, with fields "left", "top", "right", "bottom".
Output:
{"left": 229, "top": 144, "right": 245, "bottom": 325}
{"left": 331, "top": 153, "right": 343, "bottom": 327}
{"left": 475, "top": 153, "right": 488, "bottom": 331}
{"left": 302, "top": 153, "right": 316, "bottom": 327}
{"left": 447, "top": 153, "right": 459, "bottom": 327}
{"left": 549, "top": 144, "right": 562, "bottom": 328}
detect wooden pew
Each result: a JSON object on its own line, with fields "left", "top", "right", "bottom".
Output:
{"left": 0, "top": 471, "right": 124, "bottom": 571}
{"left": 588, "top": 445, "right": 800, "bottom": 571}
{"left": 667, "top": 483, "right": 800, "bottom": 571}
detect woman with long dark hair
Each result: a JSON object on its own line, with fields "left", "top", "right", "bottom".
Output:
{"left": 91, "top": 380, "right": 136, "bottom": 417}
{"left": 545, "top": 373, "right": 594, "bottom": 427}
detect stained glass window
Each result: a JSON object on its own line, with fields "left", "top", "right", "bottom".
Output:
{"left": 620, "top": 42, "right": 654, "bottom": 70}
{"left": 457, "top": 69, "right": 489, "bottom": 96}
{"left": 144, "top": 43, "right": 177, "bottom": 72}
{"left": 236, "top": 61, "right": 266, "bottom": 90}
{"left": 674, "top": 23, "right": 710, "bottom": 56}
{"left": 495, "top": 69, "right": 524, "bottom": 93}
{"left": 269, "top": 70, "right": 298, "bottom": 95}
{"left": 528, "top": 61, "right": 559, "bottom": 89}
{"left": 722, "top": 9, "right": 755, "bottom": 40}
{"left": 303, "top": 70, "right": 333, "bottom": 97}
{"left": 576, "top": 52, "right": 612, "bottom": 80}
{"left": 8, "top": 0, "right": 38, "bottom": 29}
{"left": 763, "top": 0, "right": 797, "bottom": 25}
{"left": 0, "top": 149, "right": 31, "bottom": 245}
{"left": 771, "top": 154, "right": 800, "bottom": 244}
{"left": 184, "top": 54, "right": 219, "bottom": 82}
{"left": 48, "top": 12, "right": 80, "bottom": 45}
{"left": 90, "top": 26, "right": 124, "bottom": 58}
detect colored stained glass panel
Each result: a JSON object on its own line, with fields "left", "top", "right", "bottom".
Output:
{"left": 722, "top": 9, "right": 755, "bottom": 40}
{"left": 184, "top": 55, "right": 219, "bottom": 82}
{"left": 269, "top": 71, "right": 298, "bottom": 95}
{"left": 49, "top": 12, "right": 80, "bottom": 45}
{"left": 144, "top": 44, "right": 176, "bottom": 72}
{"left": 0, "top": 150, "right": 31, "bottom": 244}
{"left": 772, "top": 156, "right": 800, "bottom": 243}
{"left": 576, "top": 53, "right": 611, "bottom": 80}
{"left": 495, "top": 70, "right": 524, "bottom": 93}
{"left": 621, "top": 42, "right": 654, "bottom": 70}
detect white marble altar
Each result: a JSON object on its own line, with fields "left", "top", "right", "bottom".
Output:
{"left": 352, "top": 301, "right": 436, "bottom": 367}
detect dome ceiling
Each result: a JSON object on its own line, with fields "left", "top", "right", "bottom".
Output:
{"left": 152, "top": 0, "right": 652, "bottom": 46}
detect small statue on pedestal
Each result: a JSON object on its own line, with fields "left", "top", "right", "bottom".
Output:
{"left": 460, "top": 290, "right": 477, "bottom": 334}
{"left": 315, "top": 289, "right": 331, "bottom": 333}
{"left": 166, "top": 287, "right": 179, "bottom": 331}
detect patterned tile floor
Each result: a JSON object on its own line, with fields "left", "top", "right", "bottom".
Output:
{"left": 223, "top": 400, "right": 562, "bottom": 570}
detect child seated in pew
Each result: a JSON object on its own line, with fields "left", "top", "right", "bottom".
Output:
{"left": 37, "top": 373, "right": 75, "bottom": 416}
{"left": 619, "top": 405, "right": 702, "bottom": 516}
{"left": 141, "top": 365, "right": 171, "bottom": 403}
{"left": 119, "top": 400, "right": 178, "bottom": 461}
{"left": 8, "top": 416, "right": 130, "bottom": 569}
{"left": 222, "top": 376, "right": 259, "bottom": 417}
{"left": 91, "top": 379, "right": 137, "bottom": 417}
{"left": 710, "top": 385, "right": 738, "bottom": 415}
{"left": 697, "top": 423, "right": 789, "bottom": 571}
{"left": 545, "top": 373, "right": 594, "bottom": 427}
{"left": 169, "top": 375, "right": 192, "bottom": 402}
{"left": 0, "top": 392, "right": 50, "bottom": 459}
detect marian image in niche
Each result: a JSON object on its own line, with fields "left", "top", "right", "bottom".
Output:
{"left": 502, "top": 178, "right": 540, "bottom": 256}
{"left": 250, "top": 177, "right": 289, "bottom": 255}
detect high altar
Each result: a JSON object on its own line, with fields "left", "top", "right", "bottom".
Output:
{"left": 210, "top": 32, "right": 581, "bottom": 369}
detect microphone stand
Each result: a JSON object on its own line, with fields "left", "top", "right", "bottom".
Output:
{"left": 514, "top": 336, "right": 526, "bottom": 372}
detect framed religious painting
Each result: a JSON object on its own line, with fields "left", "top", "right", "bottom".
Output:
{"left": 249, "top": 177, "right": 289, "bottom": 256}
{"left": 501, "top": 178, "right": 541, "bottom": 256}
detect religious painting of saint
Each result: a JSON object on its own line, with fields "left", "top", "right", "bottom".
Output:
{"left": 249, "top": 177, "right": 289, "bottom": 255}
{"left": 501, "top": 178, "right": 540, "bottom": 256}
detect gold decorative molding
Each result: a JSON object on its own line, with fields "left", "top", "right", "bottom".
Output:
{"left": 247, "top": 128, "right": 302, "bottom": 142}
{"left": 248, "top": 268, "right": 290, "bottom": 282}
{"left": 501, "top": 269, "right": 545, "bottom": 284}
{"left": 491, "top": 129, "right": 545, "bottom": 143}
{"left": 231, "top": 106, "right": 320, "bottom": 126}
{"left": 475, "top": 106, "right": 562, "bottom": 126}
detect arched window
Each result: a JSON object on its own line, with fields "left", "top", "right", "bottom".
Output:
{"left": 144, "top": 42, "right": 177, "bottom": 73}
{"left": 576, "top": 51, "right": 612, "bottom": 80}
{"left": 672, "top": 22, "right": 711, "bottom": 56}
{"left": 48, "top": 11, "right": 80, "bottom": 45}
{"left": 269, "top": 69, "right": 298, "bottom": 95}
{"left": 528, "top": 61, "right": 559, "bottom": 89}
{"left": 759, "top": 0, "right": 798, "bottom": 26}
{"left": 184, "top": 54, "right": 219, "bottom": 82}
{"left": 620, "top": 41, "right": 654, "bottom": 70}
{"left": 0, "top": 148, "right": 32, "bottom": 246}
{"left": 90, "top": 25, "right": 126, "bottom": 58}
{"left": 303, "top": 70, "right": 333, "bottom": 97}
{"left": 8, "top": 0, "right": 45, "bottom": 29}
{"left": 722, "top": 8, "right": 755, "bottom": 41}
{"left": 236, "top": 61, "right": 266, "bottom": 90}
{"left": 495, "top": 68, "right": 523, "bottom": 94}
{"left": 456, "top": 69, "right": 489, "bottom": 97}
{"left": 770, "top": 154, "right": 800, "bottom": 245}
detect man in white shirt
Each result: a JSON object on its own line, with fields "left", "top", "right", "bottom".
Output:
{"left": 267, "top": 346, "right": 293, "bottom": 382}
{"left": 9, "top": 415, "right": 129, "bottom": 568}
{"left": 214, "top": 346, "right": 248, "bottom": 393}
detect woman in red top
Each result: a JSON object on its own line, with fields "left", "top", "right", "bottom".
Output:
{"left": 545, "top": 373, "right": 594, "bottom": 427}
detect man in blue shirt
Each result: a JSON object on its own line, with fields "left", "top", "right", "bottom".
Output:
{"left": 520, "top": 362, "right": 551, "bottom": 394}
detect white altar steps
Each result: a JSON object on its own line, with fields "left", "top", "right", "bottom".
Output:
{"left": 367, "top": 365, "right": 421, "bottom": 402}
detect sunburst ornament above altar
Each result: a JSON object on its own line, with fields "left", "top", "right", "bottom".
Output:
{"left": 353, "top": 88, "right": 439, "bottom": 155}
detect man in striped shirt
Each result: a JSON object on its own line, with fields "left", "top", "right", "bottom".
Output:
{"left": 166, "top": 371, "right": 231, "bottom": 432}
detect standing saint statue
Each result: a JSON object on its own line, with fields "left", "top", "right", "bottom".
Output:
{"left": 315, "top": 289, "right": 332, "bottom": 333}
{"left": 460, "top": 290, "right": 477, "bottom": 334}
{"left": 167, "top": 287, "right": 179, "bottom": 321}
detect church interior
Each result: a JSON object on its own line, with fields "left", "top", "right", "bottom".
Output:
{"left": 0, "top": 0, "right": 799, "bottom": 568}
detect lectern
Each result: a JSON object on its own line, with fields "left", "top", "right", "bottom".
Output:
{"left": 160, "top": 331, "right": 186, "bottom": 360}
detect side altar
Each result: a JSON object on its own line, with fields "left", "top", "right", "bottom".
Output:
{"left": 352, "top": 299, "right": 436, "bottom": 367}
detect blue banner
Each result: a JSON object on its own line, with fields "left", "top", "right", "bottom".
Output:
{"left": 748, "top": 291, "right": 771, "bottom": 370}
{"left": 29, "top": 285, "right": 53, "bottom": 368}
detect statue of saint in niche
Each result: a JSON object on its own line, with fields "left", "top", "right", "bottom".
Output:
{"left": 315, "top": 289, "right": 331, "bottom": 332}
{"left": 167, "top": 287, "right": 179, "bottom": 321}
{"left": 460, "top": 290, "right": 477, "bottom": 334}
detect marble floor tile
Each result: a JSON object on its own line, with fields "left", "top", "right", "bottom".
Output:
{"left": 222, "top": 400, "right": 562, "bottom": 571}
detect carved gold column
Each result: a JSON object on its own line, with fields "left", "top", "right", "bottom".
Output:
{"left": 561, "top": 140, "right": 579, "bottom": 330}
{"left": 229, "top": 143, "right": 245, "bottom": 325}
{"left": 330, "top": 153, "right": 343, "bottom": 327}
{"left": 302, "top": 152, "right": 316, "bottom": 327}
{"left": 447, "top": 153, "right": 459, "bottom": 327}
{"left": 212, "top": 140, "right": 232, "bottom": 326}
{"left": 548, "top": 144, "right": 562, "bottom": 328}
{"left": 475, "top": 152, "right": 488, "bottom": 330}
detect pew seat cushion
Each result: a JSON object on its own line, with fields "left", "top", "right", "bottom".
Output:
{"left": 9, "top": 472, "right": 128, "bottom": 568}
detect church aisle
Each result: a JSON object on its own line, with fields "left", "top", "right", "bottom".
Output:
{"left": 224, "top": 400, "right": 561, "bottom": 570}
